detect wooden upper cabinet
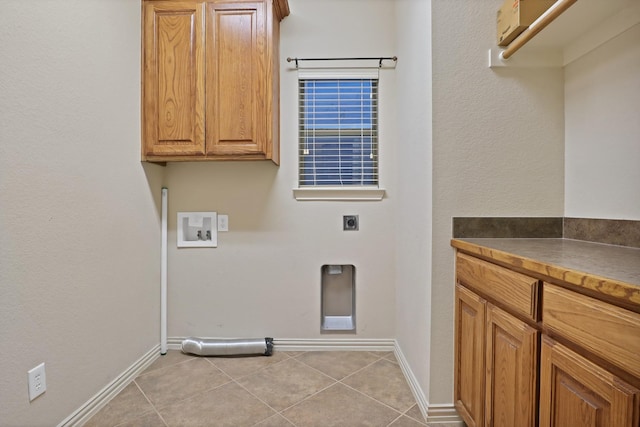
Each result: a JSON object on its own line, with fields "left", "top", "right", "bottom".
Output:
{"left": 142, "top": 0, "right": 289, "bottom": 162}
{"left": 143, "top": 2, "right": 205, "bottom": 157}
{"left": 206, "top": 2, "right": 265, "bottom": 157}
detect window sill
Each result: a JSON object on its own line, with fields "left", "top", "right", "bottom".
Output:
{"left": 293, "top": 187, "right": 386, "bottom": 201}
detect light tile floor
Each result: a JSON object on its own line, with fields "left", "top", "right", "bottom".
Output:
{"left": 85, "top": 350, "right": 460, "bottom": 427}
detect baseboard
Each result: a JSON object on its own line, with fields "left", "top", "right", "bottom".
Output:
{"left": 275, "top": 337, "right": 396, "bottom": 351}
{"left": 167, "top": 336, "right": 396, "bottom": 352}
{"left": 57, "top": 345, "right": 161, "bottom": 427}
{"left": 393, "top": 341, "right": 464, "bottom": 425}
{"left": 425, "top": 404, "right": 465, "bottom": 425}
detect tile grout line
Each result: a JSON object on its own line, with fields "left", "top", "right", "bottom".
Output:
{"left": 276, "top": 380, "right": 338, "bottom": 414}
{"left": 200, "top": 351, "right": 312, "bottom": 426}
{"left": 338, "top": 380, "right": 406, "bottom": 419}
{"left": 336, "top": 354, "right": 395, "bottom": 383}
{"left": 335, "top": 358, "right": 419, "bottom": 418}
{"left": 136, "top": 358, "right": 237, "bottom": 417}
{"left": 237, "top": 356, "right": 342, "bottom": 420}
{"left": 93, "top": 350, "right": 422, "bottom": 427}
{"left": 386, "top": 412, "right": 406, "bottom": 427}
{"left": 137, "top": 355, "right": 196, "bottom": 378}
{"left": 204, "top": 351, "right": 294, "bottom": 380}
{"left": 131, "top": 380, "right": 170, "bottom": 427}
{"left": 402, "top": 404, "right": 429, "bottom": 426}
{"left": 293, "top": 350, "right": 391, "bottom": 383}
{"left": 277, "top": 354, "right": 410, "bottom": 423}
{"left": 204, "top": 352, "right": 315, "bottom": 427}
{"left": 231, "top": 377, "right": 288, "bottom": 421}
{"left": 233, "top": 357, "right": 340, "bottom": 415}
{"left": 287, "top": 352, "right": 413, "bottom": 419}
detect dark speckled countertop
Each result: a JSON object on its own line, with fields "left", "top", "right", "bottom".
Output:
{"left": 451, "top": 238, "right": 640, "bottom": 310}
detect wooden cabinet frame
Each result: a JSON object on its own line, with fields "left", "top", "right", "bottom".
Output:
{"left": 454, "top": 250, "right": 640, "bottom": 427}
{"left": 142, "top": 0, "right": 288, "bottom": 163}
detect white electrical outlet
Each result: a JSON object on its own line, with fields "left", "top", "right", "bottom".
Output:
{"left": 28, "top": 363, "right": 46, "bottom": 401}
{"left": 217, "top": 214, "right": 229, "bottom": 232}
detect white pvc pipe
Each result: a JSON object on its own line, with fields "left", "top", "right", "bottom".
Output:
{"left": 161, "top": 187, "right": 168, "bottom": 355}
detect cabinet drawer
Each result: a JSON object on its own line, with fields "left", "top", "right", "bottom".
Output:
{"left": 543, "top": 283, "right": 640, "bottom": 379}
{"left": 456, "top": 253, "right": 539, "bottom": 321}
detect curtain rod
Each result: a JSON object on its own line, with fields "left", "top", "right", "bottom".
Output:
{"left": 287, "top": 56, "right": 398, "bottom": 68}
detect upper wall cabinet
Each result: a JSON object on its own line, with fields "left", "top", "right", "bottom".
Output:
{"left": 142, "top": 0, "right": 290, "bottom": 163}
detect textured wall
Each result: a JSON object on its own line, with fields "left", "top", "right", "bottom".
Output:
{"left": 565, "top": 24, "right": 640, "bottom": 220}
{"left": 0, "top": 1, "right": 163, "bottom": 424}
{"left": 0, "top": 0, "right": 586, "bottom": 423}
{"left": 394, "top": 0, "right": 433, "bottom": 404}
{"left": 164, "top": 0, "right": 398, "bottom": 340}
{"left": 430, "top": 0, "right": 565, "bottom": 404}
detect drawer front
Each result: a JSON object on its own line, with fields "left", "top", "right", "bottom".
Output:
{"left": 456, "top": 253, "right": 539, "bottom": 321}
{"left": 543, "top": 283, "right": 640, "bottom": 379}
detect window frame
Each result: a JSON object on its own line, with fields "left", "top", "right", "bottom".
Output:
{"left": 293, "top": 69, "right": 385, "bottom": 201}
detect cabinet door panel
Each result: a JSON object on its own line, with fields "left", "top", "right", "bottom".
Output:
{"left": 455, "top": 284, "right": 486, "bottom": 427}
{"left": 143, "top": 2, "right": 205, "bottom": 156}
{"left": 206, "top": 2, "right": 266, "bottom": 156}
{"left": 539, "top": 336, "right": 640, "bottom": 427}
{"left": 485, "top": 303, "right": 538, "bottom": 427}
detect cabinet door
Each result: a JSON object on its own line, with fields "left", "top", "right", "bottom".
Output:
{"left": 540, "top": 336, "right": 640, "bottom": 427}
{"left": 143, "top": 2, "right": 205, "bottom": 157}
{"left": 454, "top": 284, "right": 486, "bottom": 427}
{"left": 206, "top": 2, "right": 267, "bottom": 156}
{"left": 485, "top": 304, "right": 538, "bottom": 427}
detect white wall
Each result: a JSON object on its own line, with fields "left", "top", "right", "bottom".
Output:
{"left": 0, "top": 1, "right": 163, "bottom": 425}
{"left": 0, "top": 0, "right": 588, "bottom": 423}
{"left": 565, "top": 24, "right": 640, "bottom": 220}
{"left": 430, "top": 0, "right": 565, "bottom": 404}
{"left": 394, "top": 0, "right": 433, "bottom": 404}
{"left": 164, "top": 0, "right": 398, "bottom": 340}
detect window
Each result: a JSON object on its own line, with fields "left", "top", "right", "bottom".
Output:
{"left": 298, "top": 73, "right": 379, "bottom": 188}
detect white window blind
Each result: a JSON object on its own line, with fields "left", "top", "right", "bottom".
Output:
{"left": 298, "top": 70, "right": 379, "bottom": 187}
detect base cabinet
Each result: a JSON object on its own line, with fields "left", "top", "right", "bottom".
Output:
{"left": 454, "top": 284, "right": 485, "bottom": 427}
{"left": 454, "top": 284, "right": 538, "bottom": 427}
{"left": 539, "top": 336, "right": 640, "bottom": 427}
{"left": 485, "top": 303, "right": 538, "bottom": 427}
{"left": 454, "top": 251, "right": 640, "bottom": 427}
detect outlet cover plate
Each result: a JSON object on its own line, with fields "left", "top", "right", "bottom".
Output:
{"left": 28, "top": 363, "right": 46, "bottom": 401}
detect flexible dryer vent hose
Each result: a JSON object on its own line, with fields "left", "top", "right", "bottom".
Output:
{"left": 181, "top": 337, "right": 274, "bottom": 357}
